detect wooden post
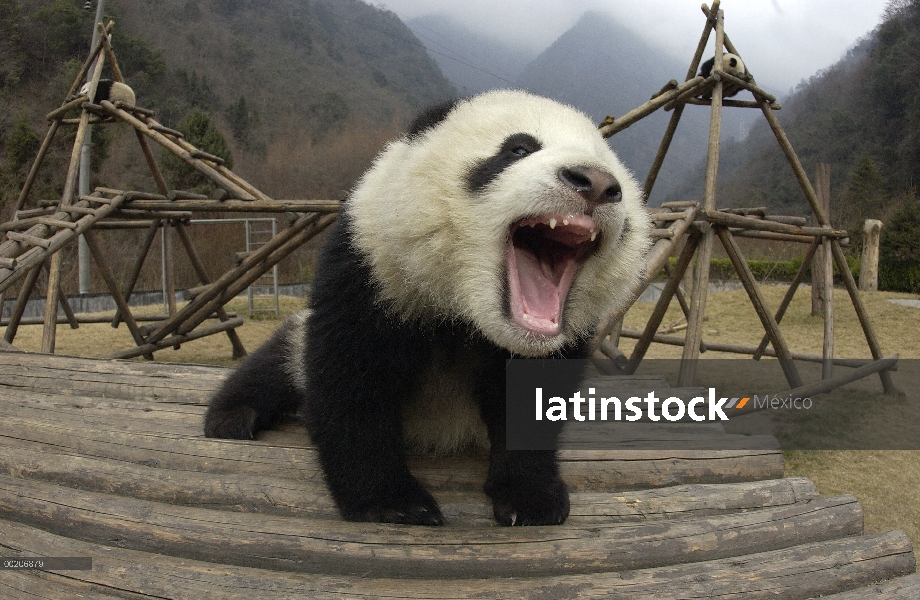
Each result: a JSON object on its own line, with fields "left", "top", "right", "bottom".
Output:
{"left": 859, "top": 219, "right": 883, "bottom": 291}
{"left": 678, "top": 8, "right": 723, "bottom": 387}
{"left": 811, "top": 164, "right": 831, "bottom": 316}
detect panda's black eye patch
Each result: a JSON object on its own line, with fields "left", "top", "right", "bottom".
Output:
{"left": 465, "top": 133, "right": 542, "bottom": 193}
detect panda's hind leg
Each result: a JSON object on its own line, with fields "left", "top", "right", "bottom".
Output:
{"left": 204, "top": 324, "right": 305, "bottom": 440}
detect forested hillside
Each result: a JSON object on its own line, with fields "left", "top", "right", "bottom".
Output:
{"left": 667, "top": 0, "right": 920, "bottom": 238}
{"left": 0, "top": 0, "right": 455, "bottom": 222}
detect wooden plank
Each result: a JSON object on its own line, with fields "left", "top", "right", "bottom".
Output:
{"left": 0, "top": 474, "right": 864, "bottom": 578}
{"left": 817, "top": 572, "right": 920, "bottom": 599}
{"left": 0, "top": 352, "right": 227, "bottom": 403}
{"left": 0, "top": 411, "right": 783, "bottom": 492}
{"left": 0, "top": 518, "right": 912, "bottom": 599}
{"left": 0, "top": 442, "right": 813, "bottom": 523}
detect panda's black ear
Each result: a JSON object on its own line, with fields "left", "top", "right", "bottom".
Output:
{"left": 407, "top": 98, "right": 462, "bottom": 139}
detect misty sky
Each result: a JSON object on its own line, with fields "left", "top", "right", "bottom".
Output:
{"left": 378, "top": 0, "right": 891, "bottom": 94}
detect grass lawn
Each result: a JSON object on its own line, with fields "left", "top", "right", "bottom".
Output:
{"left": 7, "top": 285, "right": 920, "bottom": 553}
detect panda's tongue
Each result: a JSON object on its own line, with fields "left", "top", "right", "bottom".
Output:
{"left": 508, "top": 215, "right": 598, "bottom": 337}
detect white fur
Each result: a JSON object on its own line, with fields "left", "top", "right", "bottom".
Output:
{"left": 348, "top": 90, "right": 652, "bottom": 356}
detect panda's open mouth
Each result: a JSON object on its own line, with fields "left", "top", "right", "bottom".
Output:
{"left": 508, "top": 214, "right": 601, "bottom": 337}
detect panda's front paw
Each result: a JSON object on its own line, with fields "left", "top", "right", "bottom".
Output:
{"left": 203, "top": 405, "right": 258, "bottom": 439}
{"left": 339, "top": 479, "right": 445, "bottom": 526}
{"left": 487, "top": 477, "right": 570, "bottom": 526}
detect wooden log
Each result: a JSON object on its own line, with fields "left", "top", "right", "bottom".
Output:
{"left": 82, "top": 230, "right": 149, "bottom": 353}
{"left": 3, "top": 231, "right": 52, "bottom": 249}
{"left": 817, "top": 571, "right": 920, "bottom": 600}
{"left": 111, "top": 220, "right": 162, "bottom": 328}
{"left": 627, "top": 230, "right": 701, "bottom": 373}
{"left": 3, "top": 264, "right": 41, "bottom": 344}
{"left": 731, "top": 355, "right": 899, "bottom": 416}
{"left": 175, "top": 223, "right": 247, "bottom": 358}
{"left": 0, "top": 417, "right": 784, "bottom": 492}
{"left": 134, "top": 129, "right": 170, "bottom": 196}
{"left": 0, "top": 257, "right": 15, "bottom": 269}
{"left": 0, "top": 352, "right": 226, "bottom": 403}
{"left": 64, "top": 21, "right": 114, "bottom": 98}
{"left": 13, "top": 120, "right": 60, "bottom": 213}
{"left": 150, "top": 123, "right": 184, "bottom": 138}
{"left": 45, "top": 97, "right": 88, "bottom": 121}
{"left": 812, "top": 164, "right": 832, "bottom": 316}
{"left": 830, "top": 239, "right": 897, "bottom": 393}
{"left": 679, "top": 12, "right": 724, "bottom": 386}
{"left": 599, "top": 76, "right": 706, "bottom": 137}
{"left": 686, "top": 97, "right": 782, "bottom": 109}
{"left": 0, "top": 473, "right": 862, "bottom": 578}
{"left": 0, "top": 517, "right": 911, "bottom": 600}
{"left": 143, "top": 213, "right": 328, "bottom": 345}
{"left": 715, "top": 227, "right": 803, "bottom": 388}
{"left": 107, "top": 318, "right": 244, "bottom": 360}
{"left": 121, "top": 198, "right": 342, "bottom": 213}
{"left": 859, "top": 219, "right": 883, "bottom": 291}
{"left": 702, "top": 209, "right": 848, "bottom": 238}
{"left": 178, "top": 215, "right": 335, "bottom": 337}
{"left": 759, "top": 101, "right": 831, "bottom": 227}
{"left": 101, "top": 102, "right": 256, "bottom": 200}
{"left": 0, "top": 439, "right": 816, "bottom": 523}
{"left": 753, "top": 239, "right": 821, "bottom": 360}
{"left": 96, "top": 22, "right": 124, "bottom": 84}
{"left": 718, "top": 70, "right": 777, "bottom": 103}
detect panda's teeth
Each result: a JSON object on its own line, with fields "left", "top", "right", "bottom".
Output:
{"left": 549, "top": 218, "right": 557, "bottom": 229}
{"left": 562, "top": 219, "right": 569, "bottom": 226}
{"left": 591, "top": 231, "right": 597, "bottom": 242}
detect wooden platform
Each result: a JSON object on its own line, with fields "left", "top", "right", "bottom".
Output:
{"left": 0, "top": 351, "right": 915, "bottom": 599}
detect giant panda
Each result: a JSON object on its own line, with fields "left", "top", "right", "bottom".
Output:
{"left": 204, "top": 90, "right": 652, "bottom": 527}
{"left": 79, "top": 79, "right": 136, "bottom": 107}
{"left": 698, "top": 53, "right": 748, "bottom": 98}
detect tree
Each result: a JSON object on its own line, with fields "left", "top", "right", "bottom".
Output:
{"left": 162, "top": 109, "right": 233, "bottom": 193}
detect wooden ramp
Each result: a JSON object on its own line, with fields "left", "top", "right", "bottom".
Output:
{"left": 0, "top": 352, "right": 915, "bottom": 599}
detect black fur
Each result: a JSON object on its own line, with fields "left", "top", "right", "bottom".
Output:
{"left": 465, "top": 133, "right": 543, "bottom": 193}
{"left": 406, "top": 98, "right": 460, "bottom": 139}
{"left": 204, "top": 212, "right": 587, "bottom": 526}
{"left": 93, "top": 79, "right": 116, "bottom": 103}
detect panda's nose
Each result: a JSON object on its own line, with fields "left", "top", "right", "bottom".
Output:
{"left": 558, "top": 166, "right": 623, "bottom": 207}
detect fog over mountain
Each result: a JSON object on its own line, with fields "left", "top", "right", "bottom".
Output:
{"left": 411, "top": 11, "right": 759, "bottom": 203}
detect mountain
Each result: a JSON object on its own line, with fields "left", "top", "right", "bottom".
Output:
{"left": 0, "top": 0, "right": 457, "bottom": 218}
{"left": 515, "top": 11, "right": 759, "bottom": 203}
{"left": 664, "top": 1, "right": 920, "bottom": 235}
{"left": 406, "top": 14, "right": 535, "bottom": 94}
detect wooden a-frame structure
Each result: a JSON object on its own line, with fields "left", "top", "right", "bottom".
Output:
{"left": 0, "top": 22, "right": 339, "bottom": 359}
{"left": 591, "top": 0, "right": 897, "bottom": 397}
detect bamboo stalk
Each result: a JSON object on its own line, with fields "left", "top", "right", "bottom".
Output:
{"left": 752, "top": 240, "right": 821, "bottom": 360}
{"left": 716, "top": 226, "right": 802, "bottom": 388}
